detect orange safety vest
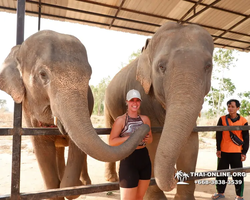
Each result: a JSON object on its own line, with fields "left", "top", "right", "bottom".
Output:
{"left": 220, "top": 115, "right": 247, "bottom": 153}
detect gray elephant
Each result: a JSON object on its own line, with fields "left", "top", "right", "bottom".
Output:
{"left": 0, "top": 30, "right": 149, "bottom": 200}
{"left": 104, "top": 22, "right": 214, "bottom": 200}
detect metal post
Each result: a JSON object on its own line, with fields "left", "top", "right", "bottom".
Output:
{"left": 11, "top": 0, "right": 25, "bottom": 199}
{"left": 38, "top": 0, "right": 41, "bottom": 30}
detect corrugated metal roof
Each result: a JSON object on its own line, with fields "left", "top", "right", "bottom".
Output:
{"left": 1, "top": 0, "right": 250, "bottom": 51}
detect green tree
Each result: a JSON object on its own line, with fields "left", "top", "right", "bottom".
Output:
{"left": 119, "top": 49, "right": 141, "bottom": 70}
{"left": 128, "top": 49, "right": 141, "bottom": 63}
{"left": 91, "top": 76, "right": 111, "bottom": 115}
{"left": 91, "top": 50, "right": 141, "bottom": 116}
{"left": 0, "top": 99, "right": 8, "bottom": 112}
{"left": 238, "top": 92, "right": 250, "bottom": 117}
{"left": 205, "top": 49, "right": 237, "bottom": 118}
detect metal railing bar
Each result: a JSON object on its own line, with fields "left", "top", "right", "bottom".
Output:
{"left": 0, "top": 178, "right": 157, "bottom": 200}
{"left": 1, "top": 125, "right": 250, "bottom": 136}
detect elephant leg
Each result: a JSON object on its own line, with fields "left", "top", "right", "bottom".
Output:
{"left": 60, "top": 139, "right": 84, "bottom": 199}
{"left": 104, "top": 161, "right": 118, "bottom": 182}
{"left": 144, "top": 133, "right": 167, "bottom": 200}
{"left": 56, "top": 147, "right": 65, "bottom": 181}
{"left": 80, "top": 152, "right": 91, "bottom": 185}
{"left": 174, "top": 131, "right": 198, "bottom": 200}
{"left": 31, "top": 136, "right": 64, "bottom": 200}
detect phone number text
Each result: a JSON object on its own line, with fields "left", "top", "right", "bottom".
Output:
{"left": 195, "top": 180, "right": 242, "bottom": 185}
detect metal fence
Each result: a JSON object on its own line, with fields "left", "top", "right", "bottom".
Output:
{"left": 0, "top": 105, "right": 250, "bottom": 199}
{"left": 0, "top": 1, "right": 249, "bottom": 199}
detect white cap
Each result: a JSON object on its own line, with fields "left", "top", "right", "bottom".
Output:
{"left": 126, "top": 89, "right": 142, "bottom": 101}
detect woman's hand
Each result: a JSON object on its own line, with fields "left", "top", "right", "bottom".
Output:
{"left": 140, "top": 115, "right": 153, "bottom": 144}
{"left": 143, "top": 133, "right": 152, "bottom": 144}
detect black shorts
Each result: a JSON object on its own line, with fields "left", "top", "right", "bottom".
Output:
{"left": 119, "top": 147, "right": 151, "bottom": 188}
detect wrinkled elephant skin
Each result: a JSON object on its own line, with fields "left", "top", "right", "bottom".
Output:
{"left": 104, "top": 22, "right": 214, "bottom": 200}
{"left": 0, "top": 30, "right": 149, "bottom": 200}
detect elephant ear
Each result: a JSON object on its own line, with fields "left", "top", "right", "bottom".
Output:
{"left": 136, "top": 38, "right": 152, "bottom": 94}
{"left": 0, "top": 45, "right": 25, "bottom": 103}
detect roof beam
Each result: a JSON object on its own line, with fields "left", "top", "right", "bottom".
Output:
{"left": 178, "top": 0, "right": 203, "bottom": 23}
{"left": 77, "top": 0, "right": 180, "bottom": 22}
{"left": 212, "top": 35, "right": 250, "bottom": 45}
{"left": 184, "top": 0, "right": 249, "bottom": 17}
{"left": 1, "top": 0, "right": 250, "bottom": 51}
{"left": 29, "top": 10, "right": 155, "bottom": 34}
{"left": 109, "top": 0, "right": 126, "bottom": 29}
{"left": 213, "top": 15, "right": 250, "bottom": 43}
{"left": 1, "top": 4, "right": 249, "bottom": 48}
{"left": 214, "top": 42, "right": 250, "bottom": 51}
{"left": 24, "top": 0, "right": 161, "bottom": 27}
{"left": 76, "top": 0, "right": 250, "bottom": 44}
{"left": 182, "top": 0, "right": 222, "bottom": 22}
{"left": 1, "top": 3, "right": 250, "bottom": 41}
{"left": 184, "top": 0, "right": 250, "bottom": 49}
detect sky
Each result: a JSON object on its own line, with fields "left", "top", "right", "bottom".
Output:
{"left": 0, "top": 11, "right": 250, "bottom": 112}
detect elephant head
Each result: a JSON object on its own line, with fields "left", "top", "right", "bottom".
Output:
{"left": 136, "top": 22, "right": 214, "bottom": 191}
{"left": 0, "top": 30, "right": 149, "bottom": 162}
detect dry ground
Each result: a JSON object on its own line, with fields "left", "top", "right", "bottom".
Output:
{"left": 0, "top": 112, "right": 250, "bottom": 200}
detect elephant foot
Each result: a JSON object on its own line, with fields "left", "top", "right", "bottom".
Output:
{"left": 174, "top": 194, "right": 195, "bottom": 200}
{"left": 144, "top": 185, "right": 167, "bottom": 200}
{"left": 174, "top": 182, "right": 195, "bottom": 200}
{"left": 80, "top": 175, "right": 91, "bottom": 185}
{"left": 65, "top": 195, "right": 79, "bottom": 200}
{"left": 45, "top": 197, "right": 64, "bottom": 200}
{"left": 104, "top": 162, "right": 118, "bottom": 182}
{"left": 105, "top": 172, "right": 118, "bottom": 182}
{"left": 61, "top": 180, "right": 82, "bottom": 200}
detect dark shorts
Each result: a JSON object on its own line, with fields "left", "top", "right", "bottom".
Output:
{"left": 119, "top": 147, "right": 152, "bottom": 188}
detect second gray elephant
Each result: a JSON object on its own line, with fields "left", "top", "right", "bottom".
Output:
{"left": 104, "top": 22, "right": 214, "bottom": 200}
{"left": 0, "top": 30, "right": 149, "bottom": 200}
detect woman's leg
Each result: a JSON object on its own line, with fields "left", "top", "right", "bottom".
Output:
{"left": 119, "top": 153, "right": 139, "bottom": 200}
{"left": 120, "top": 187, "right": 138, "bottom": 200}
{"left": 136, "top": 179, "right": 150, "bottom": 200}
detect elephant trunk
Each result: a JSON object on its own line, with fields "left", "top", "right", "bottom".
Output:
{"left": 154, "top": 81, "right": 204, "bottom": 191}
{"left": 52, "top": 91, "right": 149, "bottom": 162}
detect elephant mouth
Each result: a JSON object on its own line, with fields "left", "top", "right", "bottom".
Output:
{"left": 53, "top": 116, "right": 68, "bottom": 136}
{"left": 38, "top": 120, "right": 57, "bottom": 128}
{"left": 37, "top": 117, "right": 69, "bottom": 147}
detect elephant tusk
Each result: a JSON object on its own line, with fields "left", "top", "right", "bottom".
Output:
{"left": 54, "top": 116, "right": 57, "bottom": 126}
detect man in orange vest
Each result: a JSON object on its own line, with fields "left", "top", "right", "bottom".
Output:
{"left": 212, "top": 99, "right": 249, "bottom": 200}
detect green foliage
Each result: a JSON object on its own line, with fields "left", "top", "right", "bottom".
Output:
{"left": 237, "top": 92, "right": 250, "bottom": 117}
{"left": 205, "top": 49, "right": 250, "bottom": 118}
{"left": 220, "top": 78, "right": 235, "bottom": 96}
{"left": 119, "top": 49, "right": 141, "bottom": 70}
{"left": 91, "top": 50, "right": 141, "bottom": 116}
{"left": 0, "top": 99, "right": 8, "bottom": 112}
{"left": 128, "top": 49, "right": 141, "bottom": 63}
{"left": 205, "top": 49, "right": 236, "bottom": 118}
{"left": 90, "top": 76, "right": 111, "bottom": 116}
{"left": 213, "top": 49, "right": 237, "bottom": 71}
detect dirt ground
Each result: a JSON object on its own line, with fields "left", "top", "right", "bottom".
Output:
{"left": 0, "top": 113, "right": 250, "bottom": 199}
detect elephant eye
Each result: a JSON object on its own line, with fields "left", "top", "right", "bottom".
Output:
{"left": 39, "top": 70, "right": 49, "bottom": 84}
{"left": 39, "top": 71, "right": 47, "bottom": 78}
{"left": 159, "top": 64, "right": 166, "bottom": 72}
{"left": 205, "top": 62, "right": 212, "bottom": 71}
